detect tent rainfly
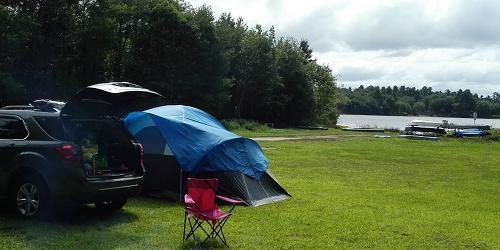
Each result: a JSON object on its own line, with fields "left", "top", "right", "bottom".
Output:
{"left": 124, "top": 105, "right": 290, "bottom": 206}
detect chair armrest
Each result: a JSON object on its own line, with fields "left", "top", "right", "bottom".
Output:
{"left": 216, "top": 195, "right": 243, "bottom": 204}
{"left": 184, "top": 194, "right": 195, "bottom": 205}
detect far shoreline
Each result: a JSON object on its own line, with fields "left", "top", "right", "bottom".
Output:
{"left": 338, "top": 114, "right": 500, "bottom": 129}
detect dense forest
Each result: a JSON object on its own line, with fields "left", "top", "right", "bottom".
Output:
{"left": 338, "top": 85, "right": 500, "bottom": 118}
{"left": 0, "top": 0, "right": 338, "bottom": 126}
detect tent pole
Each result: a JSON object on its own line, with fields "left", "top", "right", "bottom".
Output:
{"left": 179, "top": 168, "right": 183, "bottom": 202}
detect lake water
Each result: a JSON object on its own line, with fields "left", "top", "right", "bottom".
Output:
{"left": 338, "top": 114, "right": 500, "bottom": 129}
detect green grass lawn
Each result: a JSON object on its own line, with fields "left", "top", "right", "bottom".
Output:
{"left": 1, "top": 136, "right": 499, "bottom": 249}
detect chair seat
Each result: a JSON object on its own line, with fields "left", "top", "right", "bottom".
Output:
{"left": 186, "top": 207, "right": 230, "bottom": 221}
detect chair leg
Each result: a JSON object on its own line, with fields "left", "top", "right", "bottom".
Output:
{"left": 202, "top": 223, "right": 216, "bottom": 244}
{"left": 185, "top": 214, "right": 232, "bottom": 246}
{"left": 213, "top": 216, "right": 230, "bottom": 246}
{"left": 185, "top": 216, "right": 198, "bottom": 240}
{"left": 183, "top": 212, "right": 187, "bottom": 240}
{"left": 201, "top": 216, "right": 230, "bottom": 246}
{"left": 197, "top": 220, "right": 212, "bottom": 238}
{"left": 185, "top": 216, "right": 211, "bottom": 241}
{"left": 217, "top": 221, "right": 228, "bottom": 245}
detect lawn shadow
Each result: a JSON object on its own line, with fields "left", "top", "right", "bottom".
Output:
{"left": 0, "top": 199, "right": 138, "bottom": 224}
{"left": 179, "top": 239, "right": 228, "bottom": 249}
{"left": 133, "top": 195, "right": 183, "bottom": 209}
{"left": 51, "top": 204, "right": 139, "bottom": 225}
{"left": 0, "top": 202, "right": 141, "bottom": 248}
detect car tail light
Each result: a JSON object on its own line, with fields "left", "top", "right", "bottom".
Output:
{"left": 56, "top": 143, "right": 81, "bottom": 167}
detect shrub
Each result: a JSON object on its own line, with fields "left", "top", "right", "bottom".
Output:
{"left": 487, "top": 129, "right": 500, "bottom": 141}
{"left": 221, "top": 119, "right": 269, "bottom": 131}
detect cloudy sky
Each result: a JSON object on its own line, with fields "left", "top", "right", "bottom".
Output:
{"left": 187, "top": 0, "right": 500, "bottom": 96}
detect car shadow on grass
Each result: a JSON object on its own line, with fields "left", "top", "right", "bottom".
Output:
{"left": 133, "top": 195, "right": 182, "bottom": 207}
{"left": 0, "top": 204, "right": 141, "bottom": 249}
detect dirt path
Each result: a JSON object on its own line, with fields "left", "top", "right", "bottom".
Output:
{"left": 251, "top": 134, "right": 370, "bottom": 141}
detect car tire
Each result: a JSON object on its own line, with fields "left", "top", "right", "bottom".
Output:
{"left": 10, "top": 175, "right": 51, "bottom": 219}
{"left": 94, "top": 198, "right": 127, "bottom": 213}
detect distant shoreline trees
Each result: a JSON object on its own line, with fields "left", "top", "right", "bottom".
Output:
{"left": 338, "top": 85, "right": 500, "bottom": 118}
{"left": 0, "top": 0, "right": 338, "bottom": 127}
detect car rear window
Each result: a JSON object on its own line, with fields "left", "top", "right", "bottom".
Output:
{"left": 34, "top": 116, "right": 69, "bottom": 140}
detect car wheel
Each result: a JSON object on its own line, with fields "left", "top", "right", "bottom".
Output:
{"left": 94, "top": 198, "right": 127, "bottom": 212}
{"left": 11, "top": 176, "right": 50, "bottom": 218}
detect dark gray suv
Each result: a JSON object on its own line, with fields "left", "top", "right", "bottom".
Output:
{"left": 0, "top": 82, "right": 165, "bottom": 218}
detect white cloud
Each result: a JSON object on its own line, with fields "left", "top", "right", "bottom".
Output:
{"left": 318, "top": 47, "right": 500, "bottom": 95}
{"left": 187, "top": 0, "right": 500, "bottom": 95}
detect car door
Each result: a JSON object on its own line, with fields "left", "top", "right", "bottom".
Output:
{"left": 0, "top": 115, "right": 29, "bottom": 196}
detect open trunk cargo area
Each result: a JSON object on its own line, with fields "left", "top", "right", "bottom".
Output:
{"left": 60, "top": 82, "right": 166, "bottom": 178}
{"left": 67, "top": 119, "right": 144, "bottom": 178}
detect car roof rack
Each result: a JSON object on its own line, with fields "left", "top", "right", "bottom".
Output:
{"left": 1, "top": 105, "right": 36, "bottom": 110}
{"left": 31, "top": 99, "right": 65, "bottom": 111}
{"left": 1, "top": 99, "right": 65, "bottom": 113}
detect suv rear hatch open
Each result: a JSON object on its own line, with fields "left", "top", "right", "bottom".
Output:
{"left": 61, "top": 82, "right": 165, "bottom": 119}
{"left": 61, "top": 82, "right": 165, "bottom": 178}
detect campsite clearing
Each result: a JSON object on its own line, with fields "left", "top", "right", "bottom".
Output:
{"left": 0, "top": 135, "right": 499, "bottom": 249}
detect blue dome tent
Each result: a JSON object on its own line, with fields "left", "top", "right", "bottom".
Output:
{"left": 124, "top": 105, "right": 290, "bottom": 206}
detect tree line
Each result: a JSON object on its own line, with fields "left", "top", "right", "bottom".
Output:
{"left": 0, "top": 0, "right": 338, "bottom": 126}
{"left": 338, "top": 85, "right": 500, "bottom": 118}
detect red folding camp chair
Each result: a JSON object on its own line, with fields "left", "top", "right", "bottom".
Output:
{"left": 182, "top": 178, "right": 243, "bottom": 246}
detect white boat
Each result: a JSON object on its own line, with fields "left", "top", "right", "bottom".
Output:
{"left": 405, "top": 120, "right": 446, "bottom": 135}
{"left": 408, "top": 119, "right": 443, "bottom": 127}
{"left": 408, "top": 119, "right": 491, "bottom": 130}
